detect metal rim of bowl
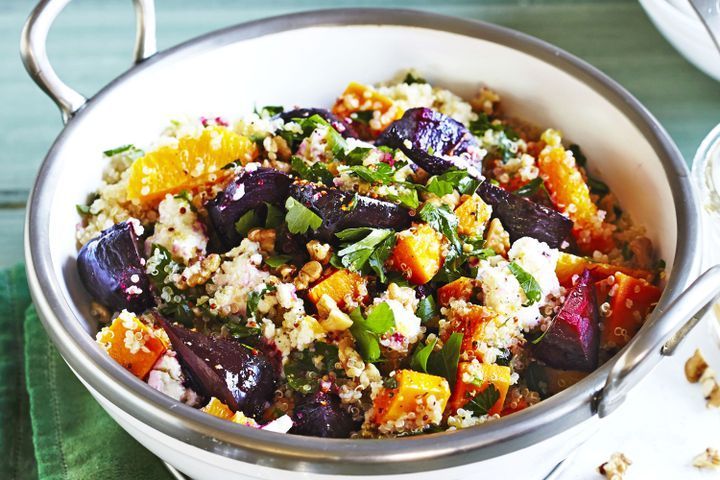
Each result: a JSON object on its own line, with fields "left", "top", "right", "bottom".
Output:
{"left": 24, "top": 8, "right": 697, "bottom": 475}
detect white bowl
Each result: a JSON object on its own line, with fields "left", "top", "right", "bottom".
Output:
{"left": 640, "top": 0, "right": 720, "bottom": 82}
{"left": 24, "top": 7, "right": 705, "bottom": 480}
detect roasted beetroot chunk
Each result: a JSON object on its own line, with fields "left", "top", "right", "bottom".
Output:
{"left": 77, "top": 221, "right": 154, "bottom": 313}
{"left": 290, "top": 391, "right": 358, "bottom": 438}
{"left": 155, "top": 315, "right": 277, "bottom": 418}
{"left": 206, "top": 168, "right": 291, "bottom": 249}
{"left": 277, "top": 108, "right": 358, "bottom": 139}
{"left": 375, "top": 107, "right": 482, "bottom": 176}
{"left": 534, "top": 269, "right": 599, "bottom": 371}
{"left": 289, "top": 182, "right": 412, "bottom": 240}
{"left": 476, "top": 180, "right": 572, "bottom": 249}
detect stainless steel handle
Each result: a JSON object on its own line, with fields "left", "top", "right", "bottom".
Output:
{"left": 597, "top": 265, "right": 720, "bottom": 417}
{"left": 20, "top": 0, "right": 157, "bottom": 123}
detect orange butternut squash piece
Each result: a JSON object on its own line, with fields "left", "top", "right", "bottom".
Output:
{"left": 454, "top": 194, "right": 492, "bottom": 237}
{"left": 538, "top": 142, "right": 614, "bottom": 254}
{"left": 308, "top": 269, "right": 366, "bottom": 309}
{"left": 373, "top": 370, "right": 450, "bottom": 425}
{"left": 438, "top": 277, "right": 475, "bottom": 306}
{"left": 96, "top": 311, "right": 167, "bottom": 379}
{"left": 391, "top": 224, "right": 444, "bottom": 285}
{"left": 599, "top": 272, "right": 662, "bottom": 350}
{"left": 449, "top": 362, "right": 512, "bottom": 416}
{"left": 332, "top": 82, "right": 402, "bottom": 136}
{"left": 555, "top": 252, "right": 654, "bottom": 286}
{"left": 442, "top": 305, "right": 498, "bottom": 361}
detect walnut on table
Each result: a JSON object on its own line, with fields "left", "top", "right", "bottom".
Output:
{"left": 598, "top": 452, "right": 632, "bottom": 480}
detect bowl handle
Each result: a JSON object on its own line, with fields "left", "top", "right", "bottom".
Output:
{"left": 596, "top": 265, "right": 720, "bottom": 417}
{"left": 20, "top": 0, "right": 157, "bottom": 123}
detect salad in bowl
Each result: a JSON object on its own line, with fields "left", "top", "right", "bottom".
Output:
{"left": 75, "top": 72, "right": 664, "bottom": 439}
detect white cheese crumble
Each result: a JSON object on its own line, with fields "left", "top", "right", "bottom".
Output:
{"left": 145, "top": 194, "right": 207, "bottom": 264}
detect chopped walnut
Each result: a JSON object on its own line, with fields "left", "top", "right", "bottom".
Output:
{"left": 470, "top": 86, "right": 501, "bottom": 115}
{"left": 248, "top": 228, "right": 276, "bottom": 253}
{"left": 685, "top": 349, "right": 709, "bottom": 383}
{"left": 178, "top": 253, "right": 221, "bottom": 289}
{"left": 277, "top": 263, "right": 296, "bottom": 282}
{"left": 685, "top": 348, "right": 720, "bottom": 408}
{"left": 693, "top": 447, "right": 720, "bottom": 469}
{"left": 294, "top": 261, "right": 323, "bottom": 290}
{"left": 306, "top": 240, "right": 332, "bottom": 265}
{"left": 598, "top": 452, "right": 632, "bottom": 480}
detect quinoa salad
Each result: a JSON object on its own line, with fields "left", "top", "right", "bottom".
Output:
{"left": 75, "top": 72, "right": 665, "bottom": 438}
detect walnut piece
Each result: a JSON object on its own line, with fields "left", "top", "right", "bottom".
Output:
{"left": 598, "top": 452, "right": 632, "bottom": 480}
{"left": 685, "top": 348, "right": 709, "bottom": 383}
{"left": 693, "top": 447, "right": 720, "bottom": 469}
{"left": 294, "top": 261, "right": 323, "bottom": 290}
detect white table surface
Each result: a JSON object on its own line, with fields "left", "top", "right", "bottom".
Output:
{"left": 558, "top": 310, "right": 720, "bottom": 479}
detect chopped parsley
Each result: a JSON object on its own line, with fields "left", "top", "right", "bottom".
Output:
{"left": 284, "top": 342, "right": 341, "bottom": 394}
{"left": 569, "top": 144, "right": 610, "bottom": 196}
{"left": 352, "top": 110, "right": 374, "bottom": 125}
{"left": 284, "top": 197, "right": 322, "bottom": 234}
{"left": 336, "top": 227, "right": 396, "bottom": 282}
{"left": 349, "top": 303, "right": 395, "bottom": 362}
{"left": 226, "top": 322, "right": 261, "bottom": 340}
{"left": 426, "top": 170, "right": 481, "bottom": 197}
{"left": 265, "top": 255, "right": 292, "bottom": 268}
{"left": 246, "top": 285, "right": 276, "bottom": 319}
{"left": 469, "top": 113, "right": 519, "bottom": 163}
{"left": 465, "top": 383, "right": 500, "bottom": 416}
{"left": 147, "top": 244, "right": 194, "bottom": 326}
{"left": 513, "top": 177, "right": 544, "bottom": 197}
{"left": 411, "top": 332, "right": 463, "bottom": 388}
{"left": 418, "top": 203, "right": 462, "bottom": 251}
{"left": 102, "top": 144, "right": 140, "bottom": 157}
{"left": 403, "top": 72, "right": 427, "bottom": 84}
{"left": 264, "top": 203, "right": 284, "bottom": 229}
{"left": 234, "top": 210, "right": 262, "bottom": 236}
{"left": 386, "top": 188, "right": 420, "bottom": 210}
{"left": 507, "top": 261, "right": 542, "bottom": 306}
{"left": 75, "top": 204, "right": 94, "bottom": 216}
{"left": 415, "top": 295, "right": 437, "bottom": 324}
{"left": 290, "top": 155, "right": 334, "bottom": 185}
{"left": 256, "top": 105, "right": 284, "bottom": 116}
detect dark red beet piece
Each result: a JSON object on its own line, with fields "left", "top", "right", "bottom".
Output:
{"left": 154, "top": 315, "right": 277, "bottom": 418}
{"left": 205, "top": 168, "right": 291, "bottom": 249}
{"left": 375, "top": 107, "right": 482, "bottom": 177}
{"left": 533, "top": 269, "right": 599, "bottom": 371}
{"left": 289, "top": 181, "right": 413, "bottom": 241}
{"left": 476, "top": 180, "right": 573, "bottom": 249}
{"left": 77, "top": 221, "right": 154, "bottom": 313}
{"left": 290, "top": 390, "right": 358, "bottom": 438}
{"left": 277, "top": 108, "right": 359, "bottom": 139}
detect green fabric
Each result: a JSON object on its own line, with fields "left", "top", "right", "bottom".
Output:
{"left": 0, "top": 264, "right": 37, "bottom": 480}
{"left": 0, "top": 264, "right": 171, "bottom": 480}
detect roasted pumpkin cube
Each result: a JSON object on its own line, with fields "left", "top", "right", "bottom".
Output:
{"left": 332, "top": 82, "right": 402, "bottom": 136}
{"left": 538, "top": 142, "right": 614, "bottom": 254}
{"left": 599, "top": 272, "right": 662, "bottom": 350}
{"left": 442, "top": 305, "right": 498, "bottom": 361}
{"left": 454, "top": 194, "right": 492, "bottom": 237}
{"left": 391, "top": 224, "right": 444, "bottom": 285}
{"left": 555, "top": 252, "right": 654, "bottom": 286}
{"left": 448, "top": 362, "right": 512, "bottom": 416}
{"left": 438, "top": 277, "right": 475, "bottom": 306}
{"left": 96, "top": 311, "right": 167, "bottom": 379}
{"left": 201, "top": 397, "right": 235, "bottom": 420}
{"left": 373, "top": 370, "right": 450, "bottom": 425}
{"left": 308, "top": 269, "right": 366, "bottom": 310}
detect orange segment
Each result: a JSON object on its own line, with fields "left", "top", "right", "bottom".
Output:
{"left": 127, "top": 126, "right": 258, "bottom": 203}
{"left": 332, "top": 82, "right": 402, "bottom": 136}
{"left": 201, "top": 397, "right": 235, "bottom": 420}
{"left": 537, "top": 138, "right": 614, "bottom": 254}
{"left": 96, "top": 311, "right": 167, "bottom": 379}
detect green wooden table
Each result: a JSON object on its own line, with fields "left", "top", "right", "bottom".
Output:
{"left": 1, "top": 0, "right": 719, "bottom": 269}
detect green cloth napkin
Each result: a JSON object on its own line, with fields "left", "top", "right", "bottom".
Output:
{"left": 0, "top": 264, "right": 172, "bottom": 480}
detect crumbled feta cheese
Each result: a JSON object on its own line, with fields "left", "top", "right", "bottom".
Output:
{"left": 145, "top": 194, "right": 207, "bottom": 264}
